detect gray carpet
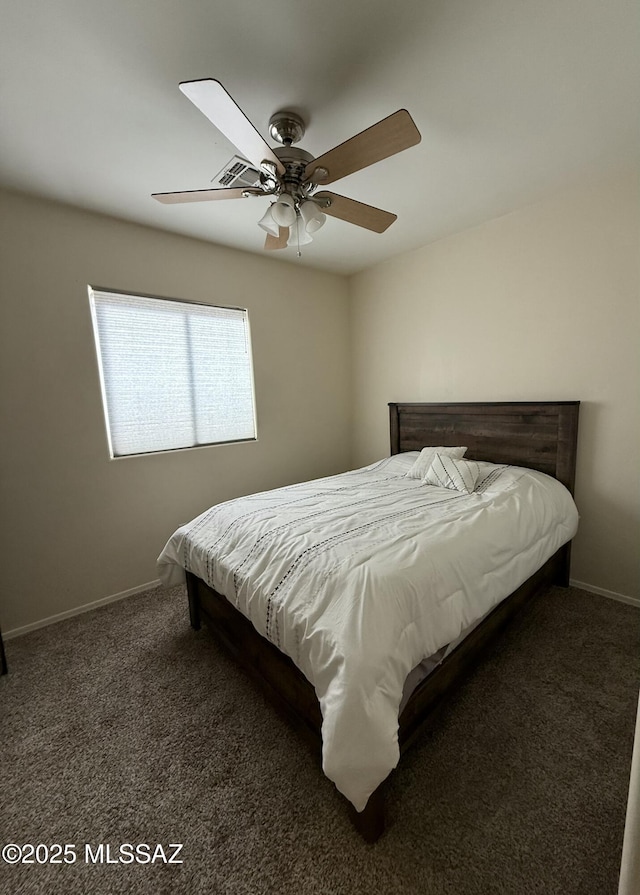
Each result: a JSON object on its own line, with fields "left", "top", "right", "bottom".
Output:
{"left": 1, "top": 584, "right": 638, "bottom": 895}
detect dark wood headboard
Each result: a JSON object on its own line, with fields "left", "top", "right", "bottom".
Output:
{"left": 389, "top": 401, "right": 579, "bottom": 494}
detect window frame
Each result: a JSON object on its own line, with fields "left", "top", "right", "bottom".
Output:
{"left": 88, "top": 286, "right": 258, "bottom": 459}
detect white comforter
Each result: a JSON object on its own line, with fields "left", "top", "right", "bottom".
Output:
{"left": 157, "top": 454, "right": 579, "bottom": 811}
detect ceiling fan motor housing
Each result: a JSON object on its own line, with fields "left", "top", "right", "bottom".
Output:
{"left": 266, "top": 145, "right": 317, "bottom": 202}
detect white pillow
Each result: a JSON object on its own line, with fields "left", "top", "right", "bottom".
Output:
{"left": 424, "top": 453, "right": 480, "bottom": 494}
{"left": 406, "top": 446, "right": 467, "bottom": 480}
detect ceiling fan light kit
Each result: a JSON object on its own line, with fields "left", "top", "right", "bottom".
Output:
{"left": 257, "top": 205, "right": 280, "bottom": 237}
{"left": 152, "top": 79, "right": 421, "bottom": 255}
{"left": 287, "top": 217, "right": 314, "bottom": 249}
{"left": 299, "top": 200, "right": 326, "bottom": 234}
{"left": 270, "top": 193, "right": 297, "bottom": 228}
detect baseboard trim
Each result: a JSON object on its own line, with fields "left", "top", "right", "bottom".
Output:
{"left": 570, "top": 579, "right": 640, "bottom": 609}
{"left": 5, "top": 576, "right": 637, "bottom": 640}
{"left": 4, "top": 579, "right": 162, "bottom": 640}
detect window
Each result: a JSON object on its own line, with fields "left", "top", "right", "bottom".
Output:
{"left": 88, "top": 288, "right": 257, "bottom": 458}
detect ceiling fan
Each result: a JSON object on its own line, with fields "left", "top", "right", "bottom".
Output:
{"left": 152, "top": 79, "right": 421, "bottom": 254}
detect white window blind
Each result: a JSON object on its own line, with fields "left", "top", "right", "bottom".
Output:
{"left": 88, "top": 289, "right": 257, "bottom": 457}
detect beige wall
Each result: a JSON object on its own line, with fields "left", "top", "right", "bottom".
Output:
{"left": 2, "top": 168, "right": 637, "bottom": 633}
{"left": 349, "top": 168, "right": 639, "bottom": 599}
{"left": 0, "top": 189, "right": 351, "bottom": 632}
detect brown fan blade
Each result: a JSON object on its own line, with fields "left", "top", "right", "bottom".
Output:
{"left": 179, "top": 79, "right": 285, "bottom": 176}
{"left": 315, "top": 191, "right": 397, "bottom": 233}
{"left": 305, "top": 110, "right": 421, "bottom": 185}
{"left": 152, "top": 187, "right": 262, "bottom": 204}
{"left": 264, "top": 227, "right": 289, "bottom": 250}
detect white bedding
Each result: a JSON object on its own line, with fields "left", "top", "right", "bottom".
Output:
{"left": 157, "top": 453, "right": 579, "bottom": 811}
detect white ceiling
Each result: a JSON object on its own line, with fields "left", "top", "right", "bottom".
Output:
{"left": 0, "top": 0, "right": 637, "bottom": 275}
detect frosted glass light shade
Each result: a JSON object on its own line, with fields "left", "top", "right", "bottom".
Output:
{"left": 271, "top": 193, "right": 297, "bottom": 227}
{"left": 257, "top": 205, "right": 279, "bottom": 237}
{"left": 287, "top": 217, "right": 313, "bottom": 247}
{"left": 300, "top": 200, "right": 326, "bottom": 233}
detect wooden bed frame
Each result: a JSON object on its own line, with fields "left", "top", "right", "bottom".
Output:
{"left": 185, "top": 401, "right": 580, "bottom": 841}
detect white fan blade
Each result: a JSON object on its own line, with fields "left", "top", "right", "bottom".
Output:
{"left": 179, "top": 79, "right": 285, "bottom": 176}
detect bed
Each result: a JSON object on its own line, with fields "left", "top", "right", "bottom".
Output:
{"left": 158, "top": 400, "right": 580, "bottom": 841}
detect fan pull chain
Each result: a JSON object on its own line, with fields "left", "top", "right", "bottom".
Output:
{"left": 295, "top": 214, "right": 302, "bottom": 257}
